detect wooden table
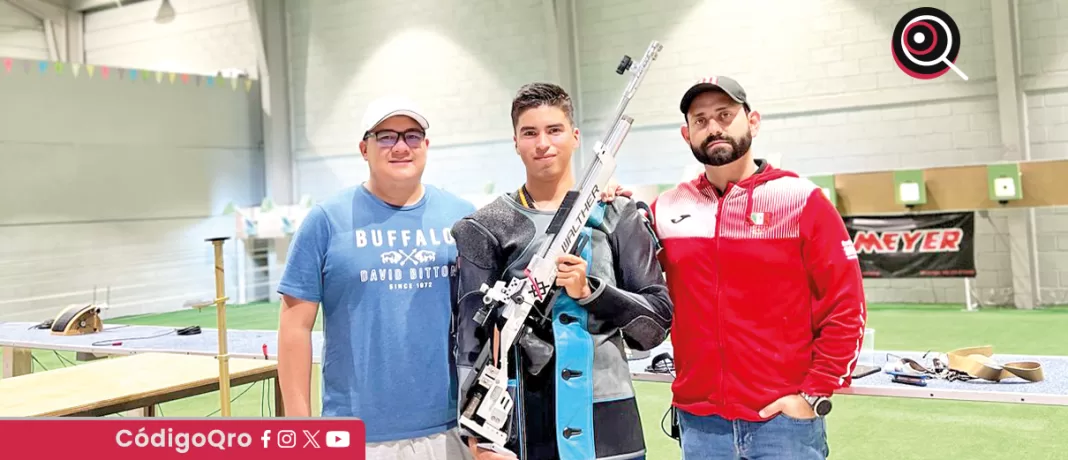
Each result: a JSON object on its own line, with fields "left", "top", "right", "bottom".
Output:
{"left": 0, "top": 352, "right": 282, "bottom": 417}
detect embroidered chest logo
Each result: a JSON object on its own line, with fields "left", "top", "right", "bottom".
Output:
{"left": 671, "top": 214, "right": 691, "bottom": 224}
{"left": 749, "top": 212, "right": 765, "bottom": 226}
{"left": 748, "top": 212, "right": 770, "bottom": 234}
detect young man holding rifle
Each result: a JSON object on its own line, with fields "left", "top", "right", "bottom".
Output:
{"left": 451, "top": 82, "right": 673, "bottom": 460}
{"left": 649, "top": 75, "right": 867, "bottom": 459}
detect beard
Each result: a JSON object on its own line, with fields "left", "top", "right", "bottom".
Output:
{"left": 690, "top": 130, "right": 752, "bottom": 166}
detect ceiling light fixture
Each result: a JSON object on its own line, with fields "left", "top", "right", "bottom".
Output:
{"left": 155, "top": 0, "right": 175, "bottom": 24}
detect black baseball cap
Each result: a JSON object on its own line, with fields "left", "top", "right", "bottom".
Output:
{"left": 679, "top": 76, "right": 750, "bottom": 114}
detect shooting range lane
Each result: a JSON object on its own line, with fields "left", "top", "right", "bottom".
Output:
{"left": 0, "top": 322, "right": 325, "bottom": 370}
{"left": 8, "top": 320, "right": 1067, "bottom": 406}
{"left": 628, "top": 342, "right": 1068, "bottom": 406}
{"left": 0, "top": 352, "right": 278, "bottom": 417}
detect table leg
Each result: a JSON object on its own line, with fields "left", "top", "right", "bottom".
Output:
{"left": 124, "top": 405, "right": 157, "bottom": 417}
{"left": 2, "top": 347, "right": 32, "bottom": 378}
{"left": 76, "top": 352, "right": 106, "bottom": 363}
{"left": 274, "top": 377, "right": 284, "bottom": 417}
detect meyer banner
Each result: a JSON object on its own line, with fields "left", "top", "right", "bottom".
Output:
{"left": 0, "top": 418, "right": 366, "bottom": 459}
{"left": 844, "top": 211, "right": 976, "bottom": 278}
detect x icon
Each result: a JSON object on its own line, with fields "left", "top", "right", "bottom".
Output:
{"left": 303, "top": 430, "right": 320, "bottom": 448}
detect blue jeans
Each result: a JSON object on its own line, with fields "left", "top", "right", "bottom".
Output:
{"left": 678, "top": 410, "right": 829, "bottom": 460}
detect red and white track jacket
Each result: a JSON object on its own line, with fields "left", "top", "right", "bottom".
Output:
{"left": 651, "top": 162, "right": 867, "bottom": 422}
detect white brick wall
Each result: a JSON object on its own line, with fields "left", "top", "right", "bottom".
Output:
{"left": 0, "top": 2, "right": 48, "bottom": 60}
{"left": 0, "top": 217, "right": 242, "bottom": 322}
{"left": 1019, "top": 0, "right": 1068, "bottom": 77}
{"left": 760, "top": 98, "right": 1004, "bottom": 174}
{"left": 84, "top": 0, "right": 257, "bottom": 76}
{"left": 1021, "top": 0, "right": 1068, "bottom": 306}
{"left": 0, "top": 57, "right": 263, "bottom": 321}
{"left": 576, "top": 0, "right": 994, "bottom": 130}
{"left": 1034, "top": 207, "right": 1068, "bottom": 304}
{"left": 610, "top": 98, "right": 1002, "bottom": 193}
{"left": 1027, "top": 89, "right": 1068, "bottom": 160}
{"left": 287, "top": 0, "right": 557, "bottom": 196}
{"left": 1024, "top": 87, "right": 1068, "bottom": 306}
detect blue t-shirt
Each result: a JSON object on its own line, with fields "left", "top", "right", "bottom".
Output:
{"left": 277, "top": 183, "right": 476, "bottom": 443}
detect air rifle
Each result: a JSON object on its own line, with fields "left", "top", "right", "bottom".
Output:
{"left": 458, "top": 40, "right": 664, "bottom": 451}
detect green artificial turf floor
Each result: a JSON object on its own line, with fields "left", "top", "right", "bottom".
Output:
{"left": 3, "top": 302, "right": 1066, "bottom": 459}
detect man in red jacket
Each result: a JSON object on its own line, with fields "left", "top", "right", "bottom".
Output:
{"left": 649, "top": 76, "right": 867, "bottom": 459}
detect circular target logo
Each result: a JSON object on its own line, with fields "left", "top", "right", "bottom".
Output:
{"left": 891, "top": 7, "right": 968, "bottom": 81}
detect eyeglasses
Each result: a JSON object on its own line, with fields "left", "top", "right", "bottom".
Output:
{"left": 364, "top": 129, "right": 425, "bottom": 148}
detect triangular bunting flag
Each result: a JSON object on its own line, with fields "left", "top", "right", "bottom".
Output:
{"left": 55, "top": 62, "right": 63, "bottom": 74}
{"left": 86, "top": 64, "right": 95, "bottom": 77}
{"left": 206, "top": 76, "right": 214, "bottom": 86}
{"left": 156, "top": 71, "right": 163, "bottom": 83}
{"left": 117, "top": 68, "right": 125, "bottom": 79}
{"left": 169, "top": 72, "right": 176, "bottom": 84}
{"left": 129, "top": 69, "right": 138, "bottom": 81}
{"left": 195, "top": 75, "right": 202, "bottom": 86}
{"left": 260, "top": 197, "right": 275, "bottom": 212}
{"left": 181, "top": 74, "right": 189, "bottom": 84}
{"left": 23, "top": 61, "right": 31, "bottom": 73}
{"left": 222, "top": 202, "right": 237, "bottom": 215}
{"left": 72, "top": 63, "right": 81, "bottom": 77}
{"left": 231, "top": 78, "right": 238, "bottom": 90}
{"left": 245, "top": 79, "right": 252, "bottom": 92}
{"left": 3, "top": 59, "right": 11, "bottom": 72}
{"left": 38, "top": 61, "right": 47, "bottom": 73}
{"left": 142, "top": 70, "right": 149, "bottom": 81}
{"left": 101, "top": 66, "right": 109, "bottom": 79}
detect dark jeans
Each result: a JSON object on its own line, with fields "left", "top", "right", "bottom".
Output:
{"left": 678, "top": 410, "right": 830, "bottom": 460}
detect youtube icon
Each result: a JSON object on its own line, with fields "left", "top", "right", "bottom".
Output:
{"left": 326, "top": 431, "right": 350, "bottom": 448}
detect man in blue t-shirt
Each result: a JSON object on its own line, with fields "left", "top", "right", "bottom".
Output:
{"left": 276, "top": 94, "right": 476, "bottom": 459}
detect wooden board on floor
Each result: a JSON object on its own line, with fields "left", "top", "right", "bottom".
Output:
{"left": 0, "top": 352, "right": 277, "bottom": 417}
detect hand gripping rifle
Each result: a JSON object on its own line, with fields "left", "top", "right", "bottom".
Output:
{"left": 458, "top": 40, "right": 664, "bottom": 451}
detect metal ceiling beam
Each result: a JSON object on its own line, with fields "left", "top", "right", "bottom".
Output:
{"left": 248, "top": 0, "right": 292, "bottom": 207}
{"left": 4, "top": 0, "right": 77, "bottom": 61}
{"left": 67, "top": 0, "right": 150, "bottom": 13}
{"left": 5, "top": 0, "right": 67, "bottom": 23}
{"left": 66, "top": 8, "right": 83, "bottom": 63}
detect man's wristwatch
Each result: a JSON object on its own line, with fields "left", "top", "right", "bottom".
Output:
{"left": 800, "top": 392, "right": 832, "bottom": 417}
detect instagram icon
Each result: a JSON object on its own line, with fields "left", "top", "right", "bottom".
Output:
{"left": 277, "top": 430, "right": 297, "bottom": 449}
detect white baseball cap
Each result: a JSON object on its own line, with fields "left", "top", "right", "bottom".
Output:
{"left": 360, "top": 95, "right": 430, "bottom": 134}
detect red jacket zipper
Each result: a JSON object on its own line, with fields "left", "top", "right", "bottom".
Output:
{"left": 714, "top": 189, "right": 727, "bottom": 408}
